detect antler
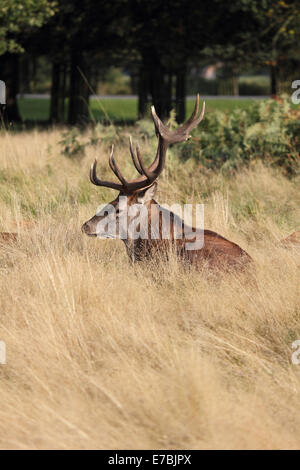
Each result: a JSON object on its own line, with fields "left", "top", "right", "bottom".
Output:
{"left": 90, "top": 94, "right": 205, "bottom": 192}
{"left": 129, "top": 136, "right": 143, "bottom": 175}
{"left": 151, "top": 93, "right": 205, "bottom": 144}
{"left": 90, "top": 147, "right": 124, "bottom": 191}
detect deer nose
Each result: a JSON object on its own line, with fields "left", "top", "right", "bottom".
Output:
{"left": 81, "top": 222, "right": 89, "bottom": 233}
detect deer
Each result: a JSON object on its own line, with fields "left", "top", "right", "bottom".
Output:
{"left": 0, "top": 221, "right": 34, "bottom": 246}
{"left": 82, "top": 95, "right": 252, "bottom": 271}
{"left": 280, "top": 231, "right": 300, "bottom": 247}
{"left": 0, "top": 232, "right": 17, "bottom": 243}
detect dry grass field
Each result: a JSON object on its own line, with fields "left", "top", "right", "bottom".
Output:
{"left": 0, "top": 127, "right": 299, "bottom": 449}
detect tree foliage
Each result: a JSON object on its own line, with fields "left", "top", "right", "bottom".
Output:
{"left": 0, "top": 0, "right": 57, "bottom": 55}
{"left": 2, "top": 0, "right": 300, "bottom": 124}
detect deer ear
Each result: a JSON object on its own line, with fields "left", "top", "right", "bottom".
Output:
{"left": 136, "top": 182, "right": 157, "bottom": 204}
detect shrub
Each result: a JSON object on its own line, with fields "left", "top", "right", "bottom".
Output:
{"left": 178, "top": 96, "right": 300, "bottom": 175}
{"left": 59, "top": 124, "right": 119, "bottom": 160}
{"left": 59, "top": 129, "right": 86, "bottom": 161}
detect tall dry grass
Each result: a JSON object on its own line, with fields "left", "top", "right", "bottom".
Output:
{"left": 0, "top": 127, "right": 299, "bottom": 449}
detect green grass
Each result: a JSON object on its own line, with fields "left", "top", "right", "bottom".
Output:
{"left": 18, "top": 97, "right": 263, "bottom": 123}
{"left": 18, "top": 98, "right": 51, "bottom": 122}
{"left": 186, "top": 98, "right": 257, "bottom": 114}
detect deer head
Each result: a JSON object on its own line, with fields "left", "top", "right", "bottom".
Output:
{"left": 81, "top": 95, "right": 205, "bottom": 241}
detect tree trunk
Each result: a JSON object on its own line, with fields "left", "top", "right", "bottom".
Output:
{"left": 232, "top": 63, "right": 239, "bottom": 96}
{"left": 144, "top": 51, "right": 166, "bottom": 120}
{"left": 50, "top": 60, "right": 61, "bottom": 123}
{"left": 68, "top": 49, "right": 90, "bottom": 125}
{"left": 176, "top": 65, "right": 186, "bottom": 123}
{"left": 270, "top": 62, "right": 278, "bottom": 97}
{"left": 50, "top": 60, "right": 66, "bottom": 124}
{"left": 165, "top": 71, "right": 173, "bottom": 117}
{"left": 149, "top": 62, "right": 162, "bottom": 118}
{"left": 78, "top": 55, "right": 90, "bottom": 122}
{"left": 140, "top": 52, "right": 174, "bottom": 121}
{"left": 68, "top": 52, "right": 77, "bottom": 125}
{"left": 59, "top": 62, "right": 66, "bottom": 122}
{"left": 138, "top": 62, "right": 148, "bottom": 119}
{"left": 0, "top": 54, "right": 21, "bottom": 123}
{"left": 19, "top": 53, "right": 30, "bottom": 95}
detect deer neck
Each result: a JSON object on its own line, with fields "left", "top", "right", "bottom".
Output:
{"left": 122, "top": 199, "right": 189, "bottom": 262}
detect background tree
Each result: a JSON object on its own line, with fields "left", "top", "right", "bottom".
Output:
{"left": 264, "top": 0, "right": 300, "bottom": 96}
{"left": 129, "top": 0, "right": 273, "bottom": 122}
{"left": 129, "top": 0, "right": 219, "bottom": 122}
{"left": 0, "top": 0, "right": 56, "bottom": 121}
{"left": 2, "top": 0, "right": 300, "bottom": 125}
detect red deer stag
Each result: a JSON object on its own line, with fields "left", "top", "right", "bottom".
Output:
{"left": 0, "top": 232, "right": 17, "bottom": 243}
{"left": 280, "top": 231, "right": 300, "bottom": 247}
{"left": 82, "top": 95, "right": 252, "bottom": 271}
{"left": 0, "top": 222, "right": 34, "bottom": 246}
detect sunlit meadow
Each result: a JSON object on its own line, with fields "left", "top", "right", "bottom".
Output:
{"left": 0, "top": 125, "right": 299, "bottom": 449}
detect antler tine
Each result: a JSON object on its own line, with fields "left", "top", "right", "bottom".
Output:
{"left": 179, "top": 93, "right": 200, "bottom": 131}
{"left": 151, "top": 93, "right": 205, "bottom": 145}
{"left": 135, "top": 143, "right": 156, "bottom": 180}
{"left": 129, "top": 136, "right": 160, "bottom": 181}
{"left": 89, "top": 159, "right": 123, "bottom": 191}
{"left": 108, "top": 145, "right": 128, "bottom": 187}
{"left": 129, "top": 136, "right": 143, "bottom": 175}
{"left": 151, "top": 106, "right": 164, "bottom": 139}
{"left": 89, "top": 160, "right": 98, "bottom": 185}
{"left": 128, "top": 135, "right": 161, "bottom": 183}
{"left": 174, "top": 99, "right": 205, "bottom": 137}
{"left": 188, "top": 99, "right": 205, "bottom": 130}
{"left": 108, "top": 145, "right": 116, "bottom": 173}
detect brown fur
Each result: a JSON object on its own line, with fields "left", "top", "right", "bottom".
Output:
{"left": 136, "top": 199, "right": 251, "bottom": 270}
{"left": 0, "top": 232, "right": 18, "bottom": 243}
{"left": 280, "top": 231, "right": 300, "bottom": 247}
{"left": 83, "top": 192, "right": 252, "bottom": 271}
